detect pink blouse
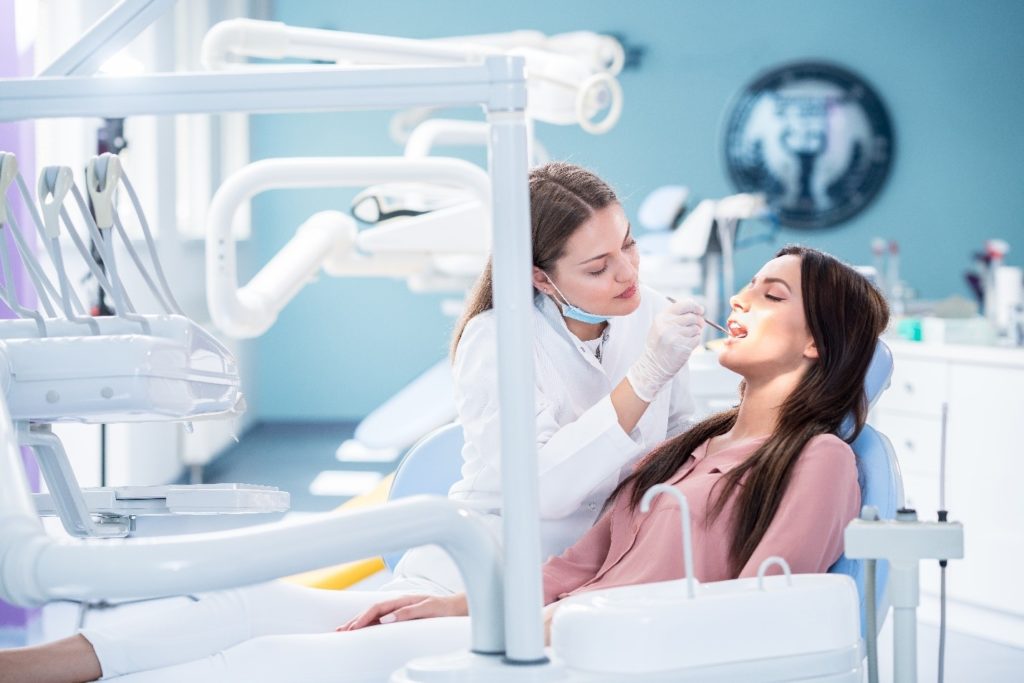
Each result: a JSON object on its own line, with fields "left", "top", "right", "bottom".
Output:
{"left": 542, "top": 433, "right": 860, "bottom": 604}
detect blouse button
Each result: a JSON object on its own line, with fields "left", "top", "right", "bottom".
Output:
{"left": 587, "top": 502, "right": 598, "bottom": 511}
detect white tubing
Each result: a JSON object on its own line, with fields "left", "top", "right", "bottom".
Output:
{"left": 237, "top": 211, "right": 354, "bottom": 336}
{"left": 205, "top": 157, "right": 489, "bottom": 339}
{"left": 0, "top": 488, "right": 505, "bottom": 653}
{"left": 641, "top": 484, "right": 697, "bottom": 599}
{"left": 200, "top": 20, "right": 624, "bottom": 134}
{"left": 404, "top": 119, "right": 490, "bottom": 158}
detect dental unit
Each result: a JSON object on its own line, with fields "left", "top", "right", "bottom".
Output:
{"left": 0, "top": 2, "right": 963, "bottom": 681}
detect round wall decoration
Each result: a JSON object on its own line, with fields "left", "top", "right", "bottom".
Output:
{"left": 724, "top": 61, "right": 894, "bottom": 229}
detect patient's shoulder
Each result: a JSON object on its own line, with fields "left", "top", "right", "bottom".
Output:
{"left": 796, "top": 433, "right": 855, "bottom": 470}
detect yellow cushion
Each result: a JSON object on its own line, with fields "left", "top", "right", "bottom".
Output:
{"left": 282, "top": 473, "right": 394, "bottom": 590}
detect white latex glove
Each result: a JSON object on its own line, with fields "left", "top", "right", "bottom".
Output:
{"left": 626, "top": 299, "right": 705, "bottom": 403}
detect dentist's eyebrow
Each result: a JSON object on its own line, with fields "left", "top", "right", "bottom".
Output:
{"left": 576, "top": 224, "right": 633, "bottom": 265}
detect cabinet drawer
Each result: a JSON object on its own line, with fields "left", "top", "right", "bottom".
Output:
{"left": 875, "top": 358, "right": 949, "bottom": 417}
{"left": 871, "top": 411, "right": 943, "bottom": 478}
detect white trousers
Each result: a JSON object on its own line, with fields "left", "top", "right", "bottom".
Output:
{"left": 80, "top": 581, "right": 470, "bottom": 682}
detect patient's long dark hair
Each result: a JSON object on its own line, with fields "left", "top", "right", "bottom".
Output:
{"left": 608, "top": 245, "right": 890, "bottom": 576}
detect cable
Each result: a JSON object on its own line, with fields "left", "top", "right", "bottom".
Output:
{"left": 111, "top": 213, "right": 172, "bottom": 313}
{"left": 18, "top": 174, "right": 80, "bottom": 310}
{"left": 58, "top": 205, "right": 130, "bottom": 315}
{"left": 50, "top": 235, "right": 99, "bottom": 334}
{"left": 119, "top": 172, "right": 184, "bottom": 315}
{"left": 0, "top": 222, "right": 47, "bottom": 336}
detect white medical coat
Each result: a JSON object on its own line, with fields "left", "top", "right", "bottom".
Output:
{"left": 391, "top": 285, "right": 694, "bottom": 594}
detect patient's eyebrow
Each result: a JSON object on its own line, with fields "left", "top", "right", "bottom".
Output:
{"left": 751, "top": 276, "right": 792, "bottom": 292}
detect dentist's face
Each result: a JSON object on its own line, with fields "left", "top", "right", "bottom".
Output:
{"left": 718, "top": 254, "right": 818, "bottom": 380}
{"left": 532, "top": 203, "right": 641, "bottom": 316}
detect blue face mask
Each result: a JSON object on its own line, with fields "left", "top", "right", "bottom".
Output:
{"left": 544, "top": 275, "right": 612, "bottom": 325}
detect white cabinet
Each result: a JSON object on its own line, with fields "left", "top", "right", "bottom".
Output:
{"left": 871, "top": 341, "right": 1024, "bottom": 647}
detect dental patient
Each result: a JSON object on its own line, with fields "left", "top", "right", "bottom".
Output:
{"left": 0, "top": 245, "right": 889, "bottom": 682}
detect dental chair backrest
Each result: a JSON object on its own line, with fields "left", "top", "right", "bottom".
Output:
{"left": 828, "top": 339, "right": 904, "bottom": 638}
{"left": 384, "top": 421, "right": 466, "bottom": 570}
{"left": 385, "top": 341, "right": 903, "bottom": 641}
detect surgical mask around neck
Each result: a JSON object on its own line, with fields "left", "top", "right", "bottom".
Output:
{"left": 544, "top": 274, "right": 612, "bottom": 325}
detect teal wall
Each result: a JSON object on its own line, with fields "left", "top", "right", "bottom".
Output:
{"left": 252, "top": 0, "right": 1024, "bottom": 420}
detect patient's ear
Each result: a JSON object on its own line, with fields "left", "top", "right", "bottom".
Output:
{"left": 803, "top": 337, "right": 819, "bottom": 361}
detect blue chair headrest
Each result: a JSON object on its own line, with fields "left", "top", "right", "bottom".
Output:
{"left": 839, "top": 340, "right": 893, "bottom": 440}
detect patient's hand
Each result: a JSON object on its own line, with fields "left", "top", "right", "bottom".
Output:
{"left": 337, "top": 593, "right": 469, "bottom": 631}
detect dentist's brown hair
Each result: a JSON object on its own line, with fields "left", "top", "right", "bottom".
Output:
{"left": 450, "top": 162, "right": 618, "bottom": 360}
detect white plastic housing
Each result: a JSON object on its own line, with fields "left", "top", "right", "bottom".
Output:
{"left": 34, "top": 484, "right": 289, "bottom": 537}
{"left": 552, "top": 574, "right": 861, "bottom": 675}
{"left": 0, "top": 317, "right": 241, "bottom": 423}
{"left": 844, "top": 519, "right": 965, "bottom": 562}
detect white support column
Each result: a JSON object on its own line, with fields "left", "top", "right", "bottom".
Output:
{"left": 486, "top": 56, "right": 546, "bottom": 664}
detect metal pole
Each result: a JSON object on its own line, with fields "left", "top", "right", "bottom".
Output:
{"left": 890, "top": 562, "right": 919, "bottom": 683}
{"left": 486, "top": 58, "right": 546, "bottom": 664}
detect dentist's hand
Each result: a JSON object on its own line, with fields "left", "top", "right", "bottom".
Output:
{"left": 337, "top": 593, "right": 468, "bottom": 631}
{"left": 626, "top": 300, "right": 704, "bottom": 403}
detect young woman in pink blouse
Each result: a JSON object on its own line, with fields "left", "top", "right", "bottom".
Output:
{"left": 340, "top": 244, "right": 890, "bottom": 635}
{"left": 0, "top": 245, "right": 888, "bottom": 682}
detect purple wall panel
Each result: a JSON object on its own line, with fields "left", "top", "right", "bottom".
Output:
{"left": 0, "top": 0, "right": 40, "bottom": 635}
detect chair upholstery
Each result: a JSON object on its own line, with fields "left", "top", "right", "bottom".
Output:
{"left": 383, "top": 422, "right": 466, "bottom": 570}
{"left": 828, "top": 340, "right": 905, "bottom": 638}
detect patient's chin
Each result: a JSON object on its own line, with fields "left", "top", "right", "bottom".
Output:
{"left": 716, "top": 346, "right": 752, "bottom": 375}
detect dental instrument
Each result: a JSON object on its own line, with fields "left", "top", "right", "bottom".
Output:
{"left": 665, "top": 295, "right": 729, "bottom": 335}
{"left": 704, "top": 317, "right": 729, "bottom": 335}
{"left": 0, "top": 153, "right": 278, "bottom": 540}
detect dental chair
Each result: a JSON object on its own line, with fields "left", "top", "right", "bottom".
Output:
{"left": 381, "top": 340, "right": 903, "bottom": 637}
{"left": 829, "top": 340, "right": 904, "bottom": 638}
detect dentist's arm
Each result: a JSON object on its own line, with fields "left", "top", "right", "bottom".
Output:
{"left": 453, "top": 305, "right": 701, "bottom": 520}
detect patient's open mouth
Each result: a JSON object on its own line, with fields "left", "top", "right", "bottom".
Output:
{"left": 727, "top": 320, "right": 748, "bottom": 339}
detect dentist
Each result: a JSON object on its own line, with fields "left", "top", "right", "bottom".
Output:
{"left": 390, "top": 161, "right": 705, "bottom": 593}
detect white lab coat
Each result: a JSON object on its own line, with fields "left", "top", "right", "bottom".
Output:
{"left": 391, "top": 285, "right": 694, "bottom": 594}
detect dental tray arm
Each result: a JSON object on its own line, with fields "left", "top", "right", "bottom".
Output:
{"left": 0, "top": 392, "right": 504, "bottom": 651}
{"left": 206, "top": 156, "right": 489, "bottom": 338}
